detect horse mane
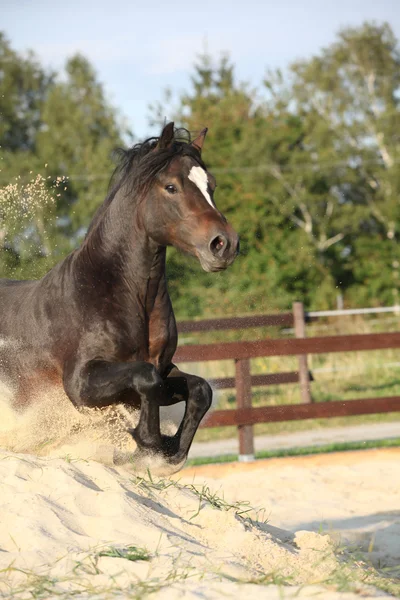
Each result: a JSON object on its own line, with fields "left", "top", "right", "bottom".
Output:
{"left": 85, "top": 127, "right": 206, "bottom": 238}
{"left": 114, "top": 127, "right": 207, "bottom": 194}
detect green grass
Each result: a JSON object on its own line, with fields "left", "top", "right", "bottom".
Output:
{"left": 133, "top": 470, "right": 269, "bottom": 524}
{"left": 97, "top": 545, "right": 151, "bottom": 562}
{"left": 185, "top": 436, "right": 400, "bottom": 467}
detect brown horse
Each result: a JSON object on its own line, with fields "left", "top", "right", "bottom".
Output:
{"left": 0, "top": 123, "right": 239, "bottom": 470}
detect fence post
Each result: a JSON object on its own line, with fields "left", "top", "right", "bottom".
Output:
{"left": 293, "top": 302, "right": 312, "bottom": 403}
{"left": 235, "top": 358, "right": 255, "bottom": 461}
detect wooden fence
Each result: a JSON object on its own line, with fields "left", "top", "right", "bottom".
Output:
{"left": 176, "top": 303, "right": 400, "bottom": 460}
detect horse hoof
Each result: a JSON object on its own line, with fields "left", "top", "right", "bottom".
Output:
{"left": 127, "top": 427, "right": 153, "bottom": 449}
{"left": 130, "top": 448, "right": 186, "bottom": 476}
{"left": 127, "top": 429, "right": 185, "bottom": 471}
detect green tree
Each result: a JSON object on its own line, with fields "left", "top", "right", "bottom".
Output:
{"left": 3, "top": 23, "right": 400, "bottom": 312}
{"left": 153, "top": 54, "right": 338, "bottom": 315}
{"left": 151, "top": 54, "right": 270, "bottom": 316}
{"left": 37, "top": 55, "right": 128, "bottom": 237}
{"left": 155, "top": 23, "right": 400, "bottom": 315}
{"left": 0, "top": 36, "right": 128, "bottom": 278}
{"left": 267, "top": 22, "right": 400, "bottom": 306}
{"left": 0, "top": 33, "right": 52, "bottom": 154}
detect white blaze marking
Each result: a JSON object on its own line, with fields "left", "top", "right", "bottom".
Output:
{"left": 188, "top": 166, "right": 215, "bottom": 209}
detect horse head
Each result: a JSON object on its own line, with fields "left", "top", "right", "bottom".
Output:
{"left": 137, "top": 122, "right": 239, "bottom": 272}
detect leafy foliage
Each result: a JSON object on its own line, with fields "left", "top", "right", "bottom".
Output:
{"left": 154, "top": 22, "right": 400, "bottom": 314}
{"left": 0, "top": 35, "right": 128, "bottom": 279}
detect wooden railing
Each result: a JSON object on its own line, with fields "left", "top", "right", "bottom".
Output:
{"left": 176, "top": 303, "right": 400, "bottom": 460}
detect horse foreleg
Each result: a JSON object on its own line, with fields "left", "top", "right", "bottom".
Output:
{"left": 158, "top": 365, "right": 212, "bottom": 465}
{"left": 63, "top": 359, "right": 165, "bottom": 449}
{"left": 63, "top": 360, "right": 211, "bottom": 465}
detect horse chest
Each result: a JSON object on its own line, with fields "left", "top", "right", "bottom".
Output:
{"left": 120, "top": 311, "right": 175, "bottom": 371}
{"left": 147, "top": 309, "right": 177, "bottom": 371}
{"left": 139, "top": 272, "right": 177, "bottom": 371}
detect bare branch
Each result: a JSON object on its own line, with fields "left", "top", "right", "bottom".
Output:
{"left": 317, "top": 232, "right": 345, "bottom": 251}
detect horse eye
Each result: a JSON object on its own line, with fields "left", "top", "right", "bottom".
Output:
{"left": 165, "top": 184, "right": 177, "bottom": 194}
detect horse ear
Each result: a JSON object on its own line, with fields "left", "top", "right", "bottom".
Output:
{"left": 191, "top": 127, "right": 208, "bottom": 153}
{"left": 156, "top": 122, "right": 175, "bottom": 150}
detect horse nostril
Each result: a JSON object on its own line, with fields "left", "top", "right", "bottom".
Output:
{"left": 209, "top": 234, "right": 227, "bottom": 257}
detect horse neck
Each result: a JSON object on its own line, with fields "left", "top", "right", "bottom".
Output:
{"left": 76, "top": 188, "right": 166, "bottom": 308}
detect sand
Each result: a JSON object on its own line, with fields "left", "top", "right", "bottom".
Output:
{"left": 0, "top": 388, "right": 399, "bottom": 599}
{"left": 181, "top": 450, "right": 400, "bottom": 573}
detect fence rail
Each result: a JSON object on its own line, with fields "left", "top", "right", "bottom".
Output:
{"left": 203, "top": 397, "right": 400, "bottom": 428}
{"left": 177, "top": 312, "right": 294, "bottom": 332}
{"left": 176, "top": 304, "right": 400, "bottom": 460}
{"left": 175, "top": 332, "right": 400, "bottom": 362}
{"left": 207, "top": 371, "right": 309, "bottom": 389}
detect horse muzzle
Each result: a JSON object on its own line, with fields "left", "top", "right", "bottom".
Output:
{"left": 198, "top": 230, "right": 240, "bottom": 272}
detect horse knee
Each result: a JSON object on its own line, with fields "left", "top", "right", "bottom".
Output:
{"left": 134, "top": 362, "right": 163, "bottom": 397}
{"left": 191, "top": 378, "right": 212, "bottom": 412}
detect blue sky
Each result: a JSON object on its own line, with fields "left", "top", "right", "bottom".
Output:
{"left": 3, "top": 0, "right": 400, "bottom": 139}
